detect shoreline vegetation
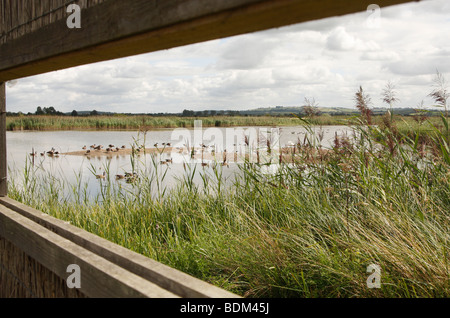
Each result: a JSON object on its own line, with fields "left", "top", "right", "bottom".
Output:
{"left": 5, "top": 114, "right": 446, "bottom": 137}
{"left": 5, "top": 114, "right": 340, "bottom": 131}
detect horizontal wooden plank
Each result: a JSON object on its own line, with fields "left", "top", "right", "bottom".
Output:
{"left": 0, "top": 203, "right": 179, "bottom": 298}
{"left": 0, "top": 0, "right": 417, "bottom": 82}
{"left": 0, "top": 197, "right": 239, "bottom": 298}
{"left": 0, "top": 236, "right": 86, "bottom": 297}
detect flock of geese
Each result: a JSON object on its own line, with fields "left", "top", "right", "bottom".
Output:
{"left": 30, "top": 147, "right": 60, "bottom": 158}
{"left": 32, "top": 141, "right": 233, "bottom": 183}
{"left": 84, "top": 144, "right": 127, "bottom": 156}
{"left": 95, "top": 170, "right": 138, "bottom": 183}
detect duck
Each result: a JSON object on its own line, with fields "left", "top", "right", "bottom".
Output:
{"left": 126, "top": 175, "right": 138, "bottom": 183}
{"left": 96, "top": 172, "right": 106, "bottom": 179}
{"left": 47, "top": 148, "right": 56, "bottom": 156}
{"left": 82, "top": 145, "right": 87, "bottom": 150}
{"left": 125, "top": 172, "right": 138, "bottom": 183}
{"left": 115, "top": 174, "right": 125, "bottom": 180}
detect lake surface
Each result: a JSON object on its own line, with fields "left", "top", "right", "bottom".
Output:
{"left": 6, "top": 125, "right": 354, "bottom": 199}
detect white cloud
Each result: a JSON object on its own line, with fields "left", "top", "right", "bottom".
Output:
{"left": 326, "top": 27, "right": 358, "bottom": 51}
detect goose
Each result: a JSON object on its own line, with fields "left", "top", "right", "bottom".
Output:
{"left": 125, "top": 175, "right": 138, "bottom": 183}
{"left": 96, "top": 172, "right": 106, "bottom": 179}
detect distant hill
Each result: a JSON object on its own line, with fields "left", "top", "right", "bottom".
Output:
{"left": 240, "top": 106, "right": 357, "bottom": 116}
{"left": 239, "top": 106, "right": 443, "bottom": 117}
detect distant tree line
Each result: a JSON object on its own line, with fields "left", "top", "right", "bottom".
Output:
{"left": 5, "top": 107, "right": 101, "bottom": 117}
{"left": 4, "top": 106, "right": 441, "bottom": 118}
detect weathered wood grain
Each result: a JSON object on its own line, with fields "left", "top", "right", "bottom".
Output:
{"left": 0, "top": 203, "right": 180, "bottom": 298}
{"left": 0, "top": 197, "right": 240, "bottom": 298}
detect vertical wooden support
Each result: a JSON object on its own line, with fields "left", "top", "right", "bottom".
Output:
{"left": 0, "top": 82, "right": 6, "bottom": 197}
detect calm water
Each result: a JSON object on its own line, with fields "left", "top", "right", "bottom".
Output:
{"left": 6, "top": 126, "right": 354, "bottom": 199}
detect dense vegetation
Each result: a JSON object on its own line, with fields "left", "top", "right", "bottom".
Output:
{"left": 5, "top": 115, "right": 303, "bottom": 131}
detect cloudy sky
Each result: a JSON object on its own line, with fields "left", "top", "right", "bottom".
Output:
{"left": 5, "top": 0, "right": 450, "bottom": 114}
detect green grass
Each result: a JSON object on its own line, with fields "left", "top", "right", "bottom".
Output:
{"left": 7, "top": 115, "right": 450, "bottom": 298}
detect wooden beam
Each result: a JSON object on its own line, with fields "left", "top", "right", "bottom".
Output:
{"left": 0, "top": 203, "right": 180, "bottom": 298}
{"left": 0, "top": 0, "right": 418, "bottom": 82}
{"left": 0, "top": 197, "right": 240, "bottom": 298}
{"left": 0, "top": 83, "right": 6, "bottom": 197}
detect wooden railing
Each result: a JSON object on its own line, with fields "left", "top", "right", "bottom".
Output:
{"left": 0, "top": 197, "right": 239, "bottom": 298}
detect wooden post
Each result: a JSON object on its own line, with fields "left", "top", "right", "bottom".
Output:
{"left": 0, "top": 82, "right": 6, "bottom": 197}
